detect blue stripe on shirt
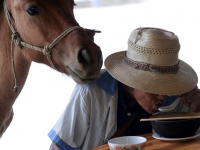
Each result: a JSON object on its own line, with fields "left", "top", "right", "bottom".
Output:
{"left": 48, "top": 129, "right": 78, "bottom": 150}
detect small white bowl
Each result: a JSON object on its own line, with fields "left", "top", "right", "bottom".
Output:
{"left": 108, "top": 136, "right": 146, "bottom": 150}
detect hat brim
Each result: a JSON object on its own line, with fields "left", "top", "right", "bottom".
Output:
{"left": 105, "top": 51, "right": 198, "bottom": 96}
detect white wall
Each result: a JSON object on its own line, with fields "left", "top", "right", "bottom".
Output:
{"left": 1, "top": 0, "right": 200, "bottom": 149}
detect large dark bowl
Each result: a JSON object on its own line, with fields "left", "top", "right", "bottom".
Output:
{"left": 151, "top": 112, "right": 200, "bottom": 138}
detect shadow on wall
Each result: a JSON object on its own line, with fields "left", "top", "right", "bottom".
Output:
{"left": 75, "top": 0, "right": 148, "bottom": 8}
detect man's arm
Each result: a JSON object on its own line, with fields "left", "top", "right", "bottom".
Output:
{"left": 49, "top": 143, "right": 60, "bottom": 150}
{"left": 181, "top": 86, "right": 200, "bottom": 112}
{"left": 48, "top": 84, "right": 91, "bottom": 149}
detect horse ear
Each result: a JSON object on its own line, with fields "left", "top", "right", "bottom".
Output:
{"left": 85, "top": 29, "right": 101, "bottom": 41}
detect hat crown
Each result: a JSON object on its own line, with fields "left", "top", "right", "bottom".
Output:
{"left": 127, "top": 27, "right": 180, "bottom": 66}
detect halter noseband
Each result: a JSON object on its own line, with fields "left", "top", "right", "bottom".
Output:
{"left": 3, "top": 0, "right": 83, "bottom": 92}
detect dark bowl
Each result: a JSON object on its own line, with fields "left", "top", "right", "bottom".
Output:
{"left": 151, "top": 112, "right": 200, "bottom": 138}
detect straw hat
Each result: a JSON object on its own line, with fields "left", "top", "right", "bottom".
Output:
{"left": 105, "top": 27, "right": 198, "bottom": 96}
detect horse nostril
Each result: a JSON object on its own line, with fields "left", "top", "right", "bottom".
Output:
{"left": 78, "top": 49, "right": 91, "bottom": 65}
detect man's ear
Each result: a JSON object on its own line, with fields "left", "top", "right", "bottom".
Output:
{"left": 85, "top": 29, "right": 101, "bottom": 41}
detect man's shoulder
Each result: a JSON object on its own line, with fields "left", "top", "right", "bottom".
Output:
{"left": 74, "top": 69, "right": 116, "bottom": 96}
{"left": 74, "top": 69, "right": 106, "bottom": 91}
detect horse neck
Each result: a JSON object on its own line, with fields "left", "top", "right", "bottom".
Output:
{"left": 0, "top": 5, "right": 31, "bottom": 109}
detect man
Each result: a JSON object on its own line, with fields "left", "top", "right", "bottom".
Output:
{"left": 48, "top": 27, "right": 200, "bottom": 150}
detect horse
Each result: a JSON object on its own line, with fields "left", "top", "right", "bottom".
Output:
{"left": 0, "top": 0, "right": 102, "bottom": 138}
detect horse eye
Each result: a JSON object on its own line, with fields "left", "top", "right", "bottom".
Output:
{"left": 26, "top": 6, "right": 41, "bottom": 16}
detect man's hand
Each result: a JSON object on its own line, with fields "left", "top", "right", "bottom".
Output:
{"left": 181, "top": 86, "right": 200, "bottom": 113}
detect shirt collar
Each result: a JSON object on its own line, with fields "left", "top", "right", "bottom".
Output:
{"left": 96, "top": 70, "right": 116, "bottom": 96}
{"left": 96, "top": 70, "right": 131, "bottom": 110}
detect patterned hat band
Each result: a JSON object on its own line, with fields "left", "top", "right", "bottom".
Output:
{"left": 124, "top": 54, "right": 180, "bottom": 74}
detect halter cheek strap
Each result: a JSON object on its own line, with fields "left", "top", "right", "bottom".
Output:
{"left": 4, "top": 0, "right": 83, "bottom": 92}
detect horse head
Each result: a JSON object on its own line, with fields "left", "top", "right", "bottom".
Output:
{"left": 5, "top": 0, "right": 103, "bottom": 85}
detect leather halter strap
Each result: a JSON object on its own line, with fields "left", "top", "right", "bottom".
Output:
{"left": 4, "top": 0, "right": 83, "bottom": 92}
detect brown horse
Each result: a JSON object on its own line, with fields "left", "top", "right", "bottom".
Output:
{"left": 0, "top": 0, "right": 102, "bottom": 138}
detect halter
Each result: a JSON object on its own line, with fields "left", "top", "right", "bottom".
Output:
{"left": 3, "top": 0, "right": 83, "bottom": 92}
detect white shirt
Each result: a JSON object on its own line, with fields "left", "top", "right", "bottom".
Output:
{"left": 48, "top": 70, "right": 118, "bottom": 150}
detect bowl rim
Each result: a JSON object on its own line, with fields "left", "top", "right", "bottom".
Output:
{"left": 151, "top": 112, "right": 200, "bottom": 119}
{"left": 151, "top": 118, "right": 199, "bottom": 123}
{"left": 108, "top": 136, "right": 147, "bottom": 146}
